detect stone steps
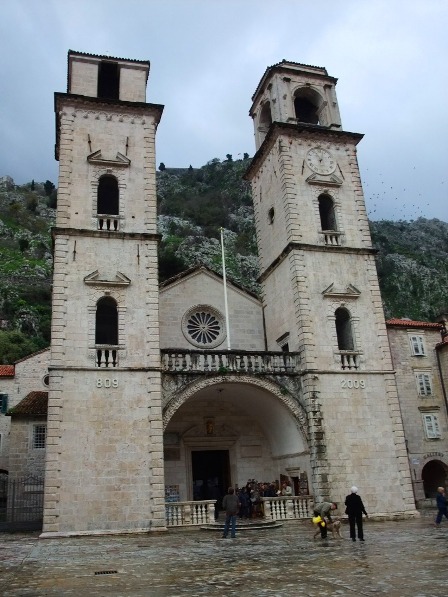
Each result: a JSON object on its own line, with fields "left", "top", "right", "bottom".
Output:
{"left": 201, "top": 519, "right": 283, "bottom": 532}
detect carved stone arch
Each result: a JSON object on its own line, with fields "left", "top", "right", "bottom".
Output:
{"left": 292, "top": 84, "right": 327, "bottom": 125}
{"left": 162, "top": 374, "right": 309, "bottom": 444}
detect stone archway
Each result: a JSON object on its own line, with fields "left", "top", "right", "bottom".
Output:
{"left": 162, "top": 375, "right": 311, "bottom": 502}
{"left": 422, "top": 459, "right": 448, "bottom": 498}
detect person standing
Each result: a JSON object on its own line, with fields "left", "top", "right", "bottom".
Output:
{"left": 222, "top": 487, "right": 240, "bottom": 538}
{"left": 313, "top": 501, "right": 337, "bottom": 539}
{"left": 345, "top": 486, "right": 368, "bottom": 541}
{"left": 434, "top": 486, "right": 448, "bottom": 527}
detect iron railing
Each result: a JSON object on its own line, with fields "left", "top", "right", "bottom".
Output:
{"left": 0, "top": 475, "right": 44, "bottom": 532}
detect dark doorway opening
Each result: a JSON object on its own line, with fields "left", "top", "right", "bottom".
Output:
{"left": 422, "top": 459, "right": 448, "bottom": 498}
{"left": 192, "top": 450, "right": 230, "bottom": 511}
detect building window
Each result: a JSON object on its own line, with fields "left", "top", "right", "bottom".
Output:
{"left": 181, "top": 305, "right": 226, "bottom": 349}
{"left": 96, "top": 174, "right": 120, "bottom": 230}
{"left": 0, "top": 393, "right": 8, "bottom": 414}
{"left": 258, "top": 101, "right": 272, "bottom": 134}
{"left": 415, "top": 372, "right": 433, "bottom": 396}
{"left": 95, "top": 297, "right": 118, "bottom": 346}
{"left": 33, "top": 424, "right": 47, "bottom": 449}
{"left": 319, "top": 194, "right": 337, "bottom": 230}
{"left": 98, "top": 61, "right": 119, "bottom": 100}
{"left": 294, "top": 88, "right": 322, "bottom": 124}
{"left": 335, "top": 307, "right": 354, "bottom": 351}
{"left": 409, "top": 334, "right": 425, "bottom": 356}
{"left": 268, "top": 207, "right": 275, "bottom": 224}
{"left": 423, "top": 414, "right": 441, "bottom": 439}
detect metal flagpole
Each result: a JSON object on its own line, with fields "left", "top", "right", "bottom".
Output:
{"left": 220, "top": 227, "right": 231, "bottom": 350}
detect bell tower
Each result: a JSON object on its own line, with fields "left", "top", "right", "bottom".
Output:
{"left": 42, "top": 51, "right": 165, "bottom": 536}
{"left": 246, "top": 61, "right": 417, "bottom": 516}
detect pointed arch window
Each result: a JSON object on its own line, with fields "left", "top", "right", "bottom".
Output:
{"left": 97, "top": 175, "right": 119, "bottom": 231}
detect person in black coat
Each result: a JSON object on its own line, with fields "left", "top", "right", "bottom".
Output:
{"left": 345, "top": 486, "right": 368, "bottom": 541}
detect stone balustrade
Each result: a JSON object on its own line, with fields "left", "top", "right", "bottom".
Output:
{"left": 161, "top": 350, "right": 301, "bottom": 374}
{"left": 97, "top": 214, "right": 120, "bottom": 231}
{"left": 338, "top": 351, "right": 360, "bottom": 370}
{"left": 164, "top": 496, "right": 313, "bottom": 527}
{"left": 321, "top": 230, "right": 341, "bottom": 246}
{"left": 261, "top": 496, "right": 314, "bottom": 521}
{"left": 165, "top": 500, "right": 216, "bottom": 527}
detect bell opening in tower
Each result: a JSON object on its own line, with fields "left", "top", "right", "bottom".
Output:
{"left": 98, "top": 61, "right": 120, "bottom": 100}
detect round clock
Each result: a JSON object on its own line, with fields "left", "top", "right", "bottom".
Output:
{"left": 306, "top": 147, "right": 336, "bottom": 175}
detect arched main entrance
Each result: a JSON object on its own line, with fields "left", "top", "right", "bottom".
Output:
{"left": 162, "top": 377, "right": 310, "bottom": 502}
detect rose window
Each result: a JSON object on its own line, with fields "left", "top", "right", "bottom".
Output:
{"left": 182, "top": 306, "right": 225, "bottom": 348}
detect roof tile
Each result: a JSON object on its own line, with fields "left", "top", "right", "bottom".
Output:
{"left": 8, "top": 392, "right": 48, "bottom": 417}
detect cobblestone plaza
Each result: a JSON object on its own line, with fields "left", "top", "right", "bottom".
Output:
{"left": 1, "top": 516, "right": 446, "bottom": 596}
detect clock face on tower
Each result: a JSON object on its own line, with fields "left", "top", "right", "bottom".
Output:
{"left": 306, "top": 147, "right": 336, "bottom": 175}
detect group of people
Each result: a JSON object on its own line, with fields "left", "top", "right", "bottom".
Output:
{"left": 237, "top": 479, "right": 292, "bottom": 519}
{"left": 220, "top": 479, "right": 294, "bottom": 538}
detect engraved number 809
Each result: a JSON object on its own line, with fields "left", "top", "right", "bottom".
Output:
{"left": 96, "top": 379, "right": 118, "bottom": 388}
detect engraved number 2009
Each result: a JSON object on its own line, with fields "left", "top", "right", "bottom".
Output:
{"left": 96, "top": 379, "right": 118, "bottom": 388}
{"left": 341, "top": 379, "right": 365, "bottom": 389}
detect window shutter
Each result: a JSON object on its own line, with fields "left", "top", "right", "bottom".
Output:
{"left": 410, "top": 335, "right": 425, "bottom": 356}
{"left": 424, "top": 414, "right": 441, "bottom": 439}
{"left": 416, "top": 373, "right": 432, "bottom": 396}
{"left": 0, "top": 394, "right": 8, "bottom": 414}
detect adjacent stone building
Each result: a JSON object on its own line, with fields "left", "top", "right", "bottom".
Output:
{"left": 386, "top": 318, "right": 448, "bottom": 505}
{"left": 1, "top": 52, "right": 447, "bottom": 536}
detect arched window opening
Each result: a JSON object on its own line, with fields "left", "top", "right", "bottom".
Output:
{"left": 95, "top": 297, "right": 118, "bottom": 346}
{"left": 97, "top": 175, "right": 119, "bottom": 216}
{"left": 258, "top": 101, "right": 272, "bottom": 140}
{"left": 319, "top": 194, "right": 337, "bottom": 231}
{"left": 335, "top": 307, "right": 354, "bottom": 351}
{"left": 98, "top": 61, "right": 120, "bottom": 100}
{"left": 294, "top": 88, "right": 322, "bottom": 125}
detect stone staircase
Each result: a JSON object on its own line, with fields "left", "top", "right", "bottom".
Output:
{"left": 201, "top": 519, "right": 283, "bottom": 532}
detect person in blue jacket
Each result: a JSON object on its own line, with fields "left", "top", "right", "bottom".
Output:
{"left": 435, "top": 486, "right": 448, "bottom": 527}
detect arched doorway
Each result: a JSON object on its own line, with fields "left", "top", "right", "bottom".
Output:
{"left": 162, "top": 377, "right": 310, "bottom": 502}
{"left": 422, "top": 459, "right": 448, "bottom": 498}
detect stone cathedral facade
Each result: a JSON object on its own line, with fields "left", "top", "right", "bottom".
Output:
{"left": 3, "top": 52, "right": 448, "bottom": 536}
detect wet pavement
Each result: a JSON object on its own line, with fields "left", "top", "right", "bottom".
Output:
{"left": 0, "top": 513, "right": 447, "bottom": 596}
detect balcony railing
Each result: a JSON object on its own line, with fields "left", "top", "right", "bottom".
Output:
{"left": 338, "top": 351, "right": 360, "bottom": 370}
{"left": 161, "top": 350, "right": 301, "bottom": 374}
{"left": 321, "top": 230, "right": 341, "bottom": 246}
{"left": 97, "top": 214, "right": 120, "bottom": 231}
{"left": 95, "top": 346, "right": 119, "bottom": 368}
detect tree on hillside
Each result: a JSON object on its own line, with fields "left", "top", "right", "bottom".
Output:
{"left": 159, "top": 162, "right": 166, "bottom": 171}
{"left": 44, "top": 180, "right": 55, "bottom": 196}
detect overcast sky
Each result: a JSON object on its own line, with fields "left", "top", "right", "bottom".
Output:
{"left": 1, "top": 0, "right": 447, "bottom": 221}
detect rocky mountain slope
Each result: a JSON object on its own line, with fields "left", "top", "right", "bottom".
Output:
{"left": 0, "top": 158, "right": 446, "bottom": 363}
